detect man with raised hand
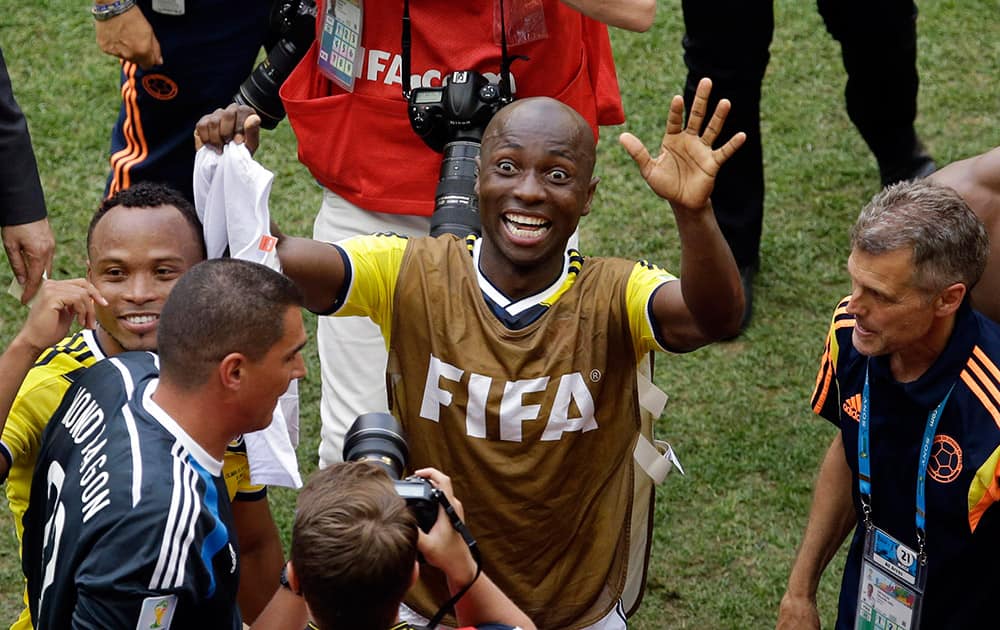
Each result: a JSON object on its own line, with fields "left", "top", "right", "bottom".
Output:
{"left": 202, "top": 78, "right": 744, "bottom": 628}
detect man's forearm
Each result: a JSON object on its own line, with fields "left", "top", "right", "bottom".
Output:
{"left": 275, "top": 232, "right": 346, "bottom": 314}
{"left": 451, "top": 570, "right": 536, "bottom": 630}
{"left": 786, "top": 433, "right": 857, "bottom": 599}
{"left": 674, "top": 204, "right": 743, "bottom": 339}
{"left": 560, "top": 0, "right": 655, "bottom": 32}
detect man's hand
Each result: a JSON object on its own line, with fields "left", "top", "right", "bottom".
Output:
{"left": 95, "top": 6, "right": 163, "bottom": 69}
{"left": 776, "top": 592, "right": 821, "bottom": 630}
{"left": 195, "top": 104, "right": 261, "bottom": 155}
{"left": 619, "top": 77, "right": 745, "bottom": 212}
{"left": 413, "top": 468, "right": 477, "bottom": 589}
{"left": 14, "top": 279, "right": 107, "bottom": 354}
{"left": 2, "top": 217, "right": 55, "bottom": 305}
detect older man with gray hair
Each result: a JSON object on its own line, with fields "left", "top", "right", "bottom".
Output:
{"left": 777, "top": 180, "right": 1000, "bottom": 629}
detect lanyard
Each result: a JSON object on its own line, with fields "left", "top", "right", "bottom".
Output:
{"left": 857, "top": 361, "right": 954, "bottom": 562}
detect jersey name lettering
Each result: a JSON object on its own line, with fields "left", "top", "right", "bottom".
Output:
{"left": 59, "top": 387, "right": 111, "bottom": 522}
{"left": 419, "top": 354, "right": 598, "bottom": 442}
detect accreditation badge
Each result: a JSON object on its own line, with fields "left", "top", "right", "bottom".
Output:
{"left": 855, "top": 527, "right": 926, "bottom": 630}
{"left": 151, "top": 0, "right": 184, "bottom": 15}
{"left": 317, "top": 0, "right": 363, "bottom": 91}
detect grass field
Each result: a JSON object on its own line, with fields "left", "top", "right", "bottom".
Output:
{"left": 0, "top": 1, "right": 997, "bottom": 627}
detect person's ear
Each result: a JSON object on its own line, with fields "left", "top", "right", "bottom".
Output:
{"left": 581, "top": 176, "right": 600, "bottom": 217}
{"left": 217, "top": 353, "right": 246, "bottom": 391}
{"left": 934, "top": 282, "right": 966, "bottom": 317}
{"left": 409, "top": 561, "right": 420, "bottom": 590}
{"left": 287, "top": 561, "right": 301, "bottom": 594}
{"left": 474, "top": 155, "right": 481, "bottom": 195}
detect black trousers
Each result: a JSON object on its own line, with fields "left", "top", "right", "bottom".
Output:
{"left": 681, "top": 0, "right": 921, "bottom": 269}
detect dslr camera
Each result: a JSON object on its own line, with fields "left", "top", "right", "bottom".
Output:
{"left": 343, "top": 412, "right": 443, "bottom": 533}
{"left": 234, "top": 0, "right": 317, "bottom": 129}
{"left": 407, "top": 71, "right": 512, "bottom": 238}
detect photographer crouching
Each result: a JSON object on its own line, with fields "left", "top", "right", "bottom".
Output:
{"left": 253, "top": 462, "right": 534, "bottom": 630}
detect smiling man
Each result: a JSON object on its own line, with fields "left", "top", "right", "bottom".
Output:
{"left": 200, "top": 78, "right": 746, "bottom": 629}
{"left": 1, "top": 183, "right": 284, "bottom": 627}
{"left": 778, "top": 180, "right": 1000, "bottom": 629}
{"left": 21, "top": 258, "right": 307, "bottom": 629}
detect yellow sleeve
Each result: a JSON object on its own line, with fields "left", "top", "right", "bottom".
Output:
{"left": 335, "top": 234, "right": 408, "bottom": 348}
{"left": 625, "top": 261, "right": 677, "bottom": 359}
{"left": 222, "top": 446, "right": 266, "bottom": 502}
{"left": 2, "top": 374, "right": 71, "bottom": 473}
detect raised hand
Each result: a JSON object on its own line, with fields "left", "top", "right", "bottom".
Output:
{"left": 195, "top": 104, "right": 262, "bottom": 155}
{"left": 619, "top": 78, "right": 745, "bottom": 211}
{"left": 16, "top": 279, "right": 107, "bottom": 354}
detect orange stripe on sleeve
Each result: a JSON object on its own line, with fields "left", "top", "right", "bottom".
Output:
{"left": 966, "top": 359, "right": 1000, "bottom": 413}
{"left": 972, "top": 346, "right": 1000, "bottom": 388}
{"left": 812, "top": 343, "right": 833, "bottom": 414}
{"left": 960, "top": 371, "right": 1000, "bottom": 430}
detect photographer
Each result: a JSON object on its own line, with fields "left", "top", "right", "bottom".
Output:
{"left": 255, "top": 463, "right": 535, "bottom": 630}
{"left": 273, "top": 0, "right": 655, "bottom": 472}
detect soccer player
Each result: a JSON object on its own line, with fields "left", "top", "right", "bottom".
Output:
{"left": 199, "top": 79, "right": 745, "bottom": 628}
{"left": 21, "top": 258, "right": 307, "bottom": 628}
{"left": 1, "top": 183, "right": 283, "bottom": 626}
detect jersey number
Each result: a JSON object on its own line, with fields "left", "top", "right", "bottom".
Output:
{"left": 39, "top": 461, "right": 67, "bottom": 613}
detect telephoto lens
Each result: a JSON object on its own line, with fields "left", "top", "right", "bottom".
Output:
{"left": 342, "top": 412, "right": 409, "bottom": 480}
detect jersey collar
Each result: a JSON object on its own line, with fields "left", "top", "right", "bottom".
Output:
{"left": 82, "top": 328, "right": 108, "bottom": 362}
{"left": 470, "top": 235, "right": 577, "bottom": 317}
{"left": 140, "top": 379, "right": 224, "bottom": 476}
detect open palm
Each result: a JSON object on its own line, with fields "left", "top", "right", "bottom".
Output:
{"left": 620, "top": 78, "right": 746, "bottom": 211}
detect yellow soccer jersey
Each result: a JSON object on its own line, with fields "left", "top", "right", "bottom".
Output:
{"left": 334, "top": 233, "right": 677, "bottom": 360}
{"left": 2, "top": 330, "right": 264, "bottom": 630}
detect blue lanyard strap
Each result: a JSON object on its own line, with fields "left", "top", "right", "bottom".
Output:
{"left": 858, "top": 362, "right": 955, "bottom": 557}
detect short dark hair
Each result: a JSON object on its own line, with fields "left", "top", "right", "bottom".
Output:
{"left": 89, "top": 182, "right": 206, "bottom": 259}
{"left": 292, "top": 462, "right": 418, "bottom": 630}
{"left": 156, "top": 259, "right": 303, "bottom": 389}
{"left": 851, "top": 179, "right": 990, "bottom": 293}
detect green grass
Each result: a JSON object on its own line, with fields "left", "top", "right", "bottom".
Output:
{"left": 1, "top": 1, "right": 997, "bottom": 627}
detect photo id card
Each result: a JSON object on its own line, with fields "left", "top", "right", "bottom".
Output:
{"left": 317, "top": 0, "right": 362, "bottom": 91}
{"left": 855, "top": 527, "right": 925, "bottom": 630}
{"left": 151, "top": 0, "right": 184, "bottom": 16}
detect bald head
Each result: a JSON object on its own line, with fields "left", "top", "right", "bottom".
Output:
{"left": 482, "top": 98, "right": 597, "bottom": 180}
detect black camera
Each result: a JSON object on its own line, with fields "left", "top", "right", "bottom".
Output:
{"left": 342, "top": 412, "right": 442, "bottom": 533}
{"left": 234, "top": 0, "right": 317, "bottom": 129}
{"left": 407, "top": 71, "right": 512, "bottom": 238}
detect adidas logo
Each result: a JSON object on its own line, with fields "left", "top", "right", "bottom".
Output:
{"left": 843, "top": 394, "right": 862, "bottom": 422}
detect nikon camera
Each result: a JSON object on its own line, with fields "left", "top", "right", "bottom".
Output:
{"left": 407, "top": 71, "right": 512, "bottom": 238}
{"left": 342, "top": 412, "right": 442, "bottom": 532}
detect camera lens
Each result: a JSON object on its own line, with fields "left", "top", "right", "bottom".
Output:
{"left": 430, "top": 141, "right": 482, "bottom": 238}
{"left": 233, "top": 0, "right": 317, "bottom": 129}
{"left": 234, "top": 40, "right": 302, "bottom": 129}
{"left": 342, "top": 413, "right": 409, "bottom": 480}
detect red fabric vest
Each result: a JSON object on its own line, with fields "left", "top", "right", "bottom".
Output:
{"left": 279, "top": 0, "right": 624, "bottom": 217}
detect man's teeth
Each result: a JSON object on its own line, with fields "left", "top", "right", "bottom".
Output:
{"left": 125, "top": 315, "right": 157, "bottom": 324}
{"left": 506, "top": 213, "right": 548, "bottom": 227}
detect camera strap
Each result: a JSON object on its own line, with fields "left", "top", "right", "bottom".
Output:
{"left": 401, "top": 0, "right": 518, "bottom": 101}
{"left": 424, "top": 491, "right": 483, "bottom": 630}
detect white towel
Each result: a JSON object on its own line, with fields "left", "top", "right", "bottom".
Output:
{"left": 193, "top": 143, "right": 302, "bottom": 488}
